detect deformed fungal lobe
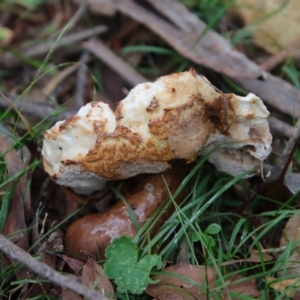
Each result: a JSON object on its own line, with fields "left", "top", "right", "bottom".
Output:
{"left": 42, "top": 69, "right": 272, "bottom": 194}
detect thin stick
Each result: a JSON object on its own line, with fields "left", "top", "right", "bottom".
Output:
{"left": 0, "top": 234, "right": 108, "bottom": 300}
{"left": 260, "top": 39, "right": 300, "bottom": 72}
{"left": 50, "top": 2, "right": 87, "bottom": 40}
{"left": 74, "top": 50, "right": 91, "bottom": 111}
{"left": 83, "top": 39, "right": 146, "bottom": 86}
{"left": 267, "top": 118, "right": 300, "bottom": 183}
{"left": 268, "top": 116, "right": 294, "bottom": 138}
{"left": 1, "top": 25, "right": 107, "bottom": 68}
{"left": 0, "top": 93, "right": 73, "bottom": 120}
{"left": 42, "top": 64, "right": 81, "bottom": 97}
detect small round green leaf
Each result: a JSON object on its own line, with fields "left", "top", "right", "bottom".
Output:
{"left": 205, "top": 223, "right": 221, "bottom": 235}
{"left": 104, "top": 235, "right": 163, "bottom": 294}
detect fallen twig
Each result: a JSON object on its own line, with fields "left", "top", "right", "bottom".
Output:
{"left": 121, "top": 0, "right": 261, "bottom": 78}
{"left": 268, "top": 116, "right": 294, "bottom": 138}
{"left": 1, "top": 25, "right": 107, "bottom": 68}
{"left": 234, "top": 75, "right": 300, "bottom": 117}
{"left": 267, "top": 118, "right": 300, "bottom": 183}
{"left": 0, "top": 234, "right": 109, "bottom": 300}
{"left": 42, "top": 64, "right": 82, "bottom": 97}
{"left": 50, "top": 2, "right": 87, "bottom": 40}
{"left": 0, "top": 93, "right": 73, "bottom": 121}
{"left": 260, "top": 39, "right": 300, "bottom": 72}
{"left": 41, "top": 47, "right": 91, "bottom": 98}
{"left": 82, "top": 39, "right": 146, "bottom": 86}
{"left": 74, "top": 49, "right": 91, "bottom": 111}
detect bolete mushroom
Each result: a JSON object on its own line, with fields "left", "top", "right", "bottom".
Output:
{"left": 42, "top": 69, "right": 272, "bottom": 194}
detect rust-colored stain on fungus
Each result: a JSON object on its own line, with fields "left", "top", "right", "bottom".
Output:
{"left": 42, "top": 70, "right": 272, "bottom": 194}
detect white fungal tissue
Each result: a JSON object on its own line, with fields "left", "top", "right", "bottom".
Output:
{"left": 42, "top": 70, "right": 272, "bottom": 194}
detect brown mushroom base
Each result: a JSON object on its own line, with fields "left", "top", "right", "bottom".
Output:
{"left": 65, "top": 161, "right": 188, "bottom": 261}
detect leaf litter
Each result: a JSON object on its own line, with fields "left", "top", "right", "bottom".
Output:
{"left": 82, "top": 258, "right": 115, "bottom": 299}
{"left": 0, "top": 135, "right": 30, "bottom": 281}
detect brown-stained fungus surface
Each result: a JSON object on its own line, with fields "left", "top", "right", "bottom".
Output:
{"left": 42, "top": 70, "right": 272, "bottom": 194}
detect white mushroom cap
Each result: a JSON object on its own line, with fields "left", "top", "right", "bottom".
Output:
{"left": 42, "top": 70, "right": 272, "bottom": 194}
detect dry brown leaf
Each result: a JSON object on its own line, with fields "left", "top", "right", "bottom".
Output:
{"left": 146, "top": 264, "right": 217, "bottom": 300}
{"left": 248, "top": 248, "right": 274, "bottom": 262}
{"left": 281, "top": 214, "right": 300, "bottom": 245}
{"left": 0, "top": 136, "right": 30, "bottom": 238}
{"left": 146, "top": 264, "right": 260, "bottom": 299}
{"left": 0, "top": 135, "right": 30, "bottom": 280}
{"left": 61, "top": 289, "right": 84, "bottom": 300}
{"left": 61, "top": 255, "right": 85, "bottom": 274}
{"left": 61, "top": 275, "right": 84, "bottom": 300}
{"left": 82, "top": 258, "right": 115, "bottom": 299}
{"left": 220, "top": 248, "right": 274, "bottom": 266}
{"left": 278, "top": 214, "right": 300, "bottom": 277}
{"left": 234, "top": 0, "right": 300, "bottom": 54}
{"left": 265, "top": 276, "right": 300, "bottom": 298}
{"left": 223, "top": 274, "right": 260, "bottom": 299}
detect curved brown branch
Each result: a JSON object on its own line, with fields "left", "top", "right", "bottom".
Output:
{"left": 0, "top": 234, "right": 109, "bottom": 300}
